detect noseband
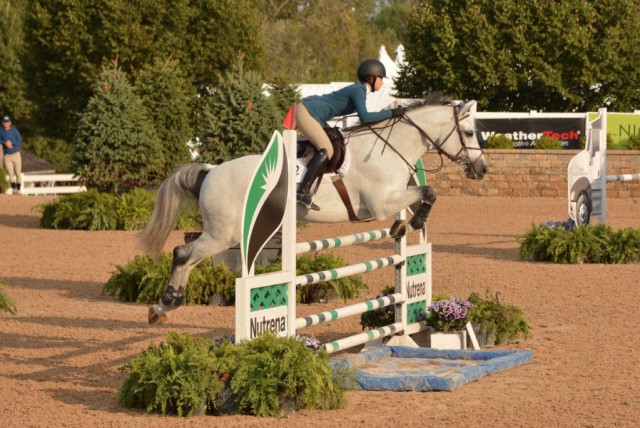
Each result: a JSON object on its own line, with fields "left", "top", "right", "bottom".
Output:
{"left": 401, "top": 106, "right": 484, "bottom": 175}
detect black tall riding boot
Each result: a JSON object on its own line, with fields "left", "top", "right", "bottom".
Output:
{"left": 297, "top": 149, "right": 329, "bottom": 211}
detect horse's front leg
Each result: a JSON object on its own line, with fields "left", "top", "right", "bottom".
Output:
{"left": 365, "top": 186, "right": 436, "bottom": 238}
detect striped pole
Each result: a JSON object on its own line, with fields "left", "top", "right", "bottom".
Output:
{"left": 296, "top": 228, "right": 391, "bottom": 255}
{"left": 295, "top": 254, "right": 403, "bottom": 287}
{"left": 607, "top": 174, "right": 640, "bottom": 183}
{"left": 323, "top": 322, "right": 403, "bottom": 353}
{"left": 295, "top": 293, "right": 402, "bottom": 329}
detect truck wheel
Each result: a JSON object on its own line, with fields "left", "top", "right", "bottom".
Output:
{"left": 576, "top": 192, "right": 591, "bottom": 225}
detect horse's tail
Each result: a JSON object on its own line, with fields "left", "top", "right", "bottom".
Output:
{"left": 138, "top": 163, "right": 215, "bottom": 263}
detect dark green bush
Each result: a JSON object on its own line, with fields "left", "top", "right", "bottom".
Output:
{"left": 359, "top": 285, "right": 395, "bottom": 330}
{"left": 467, "top": 290, "right": 530, "bottom": 345}
{"left": 119, "top": 332, "right": 348, "bottom": 417}
{"left": 534, "top": 136, "right": 563, "bottom": 149}
{"left": 518, "top": 223, "right": 640, "bottom": 264}
{"left": 625, "top": 133, "right": 640, "bottom": 150}
{"left": 259, "top": 253, "right": 367, "bottom": 303}
{"left": 118, "top": 332, "right": 226, "bottom": 417}
{"left": 38, "top": 189, "right": 201, "bottom": 231}
{"left": 483, "top": 134, "right": 514, "bottom": 149}
{"left": 102, "top": 254, "right": 238, "bottom": 304}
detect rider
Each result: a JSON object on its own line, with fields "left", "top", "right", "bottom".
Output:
{"left": 294, "top": 59, "right": 406, "bottom": 210}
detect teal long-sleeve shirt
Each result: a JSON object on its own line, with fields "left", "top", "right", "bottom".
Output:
{"left": 301, "top": 82, "right": 392, "bottom": 127}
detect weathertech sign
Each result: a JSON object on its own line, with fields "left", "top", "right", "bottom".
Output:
{"left": 476, "top": 117, "right": 585, "bottom": 149}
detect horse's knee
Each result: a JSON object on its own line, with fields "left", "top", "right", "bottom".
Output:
{"left": 421, "top": 186, "right": 437, "bottom": 204}
{"left": 161, "top": 285, "right": 186, "bottom": 308}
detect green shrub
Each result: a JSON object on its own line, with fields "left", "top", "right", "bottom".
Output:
{"left": 118, "top": 332, "right": 226, "bottom": 417}
{"left": 102, "top": 254, "right": 239, "bottom": 304}
{"left": 625, "top": 133, "right": 640, "bottom": 150}
{"left": 38, "top": 189, "right": 201, "bottom": 231}
{"left": 467, "top": 290, "right": 530, "bottom": 345}
{"left": 0, "top": 280, "right": 17, "bottom": 315}
{"left": 534, "top": 136, "right": 563, "bottom": 149}
{"left": 258, "top": 253, "right": 367, "bottom": 303}
{"left": 118, "top": 332, "right": 348, "bottom": 417}
{"left": 483, "top": 134, "right": 514, "bottom": 149}
{"left": 518, "top": 223, "right": 640, "bottom": 264}
{"left": 359, "top": 285, "right": 395, "bottom": 330}
{"left": 228, "top": 334, "right": 348, "bottom": 416}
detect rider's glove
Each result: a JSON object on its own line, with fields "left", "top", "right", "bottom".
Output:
{"left": 391, "top": 107, "right": 406, "bottom": 118}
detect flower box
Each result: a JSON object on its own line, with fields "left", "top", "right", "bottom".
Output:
{"left": 430, "top": 331, "right": 467, "bottom": 350}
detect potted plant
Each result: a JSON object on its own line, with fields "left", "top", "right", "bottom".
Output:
{"left": 425, "top": 296, "right": 473, "bottom": 349}
{"left": 467, "top": 290, "right": 531, "bottom": 346}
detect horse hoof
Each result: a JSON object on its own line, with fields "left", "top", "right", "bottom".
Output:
{"left": 390, "top": 220, "right": 407, "bottom": 238}
{"left": 148, "top": 305, "right": 168, "bottom": 325}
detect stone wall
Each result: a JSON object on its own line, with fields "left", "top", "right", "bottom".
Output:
{"left": 422, "top": 150, "right": 640, "bottom": 198}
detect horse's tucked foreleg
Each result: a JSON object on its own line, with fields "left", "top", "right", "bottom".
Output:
{"left": 389, "top": 186, "right": 437, "bottom": 238}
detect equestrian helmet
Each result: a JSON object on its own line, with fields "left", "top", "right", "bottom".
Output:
{"left": 357, "top": 59, "right": 387, "bottom": 81}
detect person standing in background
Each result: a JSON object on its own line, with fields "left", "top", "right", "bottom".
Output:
{"left": 1, "top": 116, "right": 23, "bottom": 195}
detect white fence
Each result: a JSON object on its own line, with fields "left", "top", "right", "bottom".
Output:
{"left": 4, "top": 173, "right": 86, "bottom": 196}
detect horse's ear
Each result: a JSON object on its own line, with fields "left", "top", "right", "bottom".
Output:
{"left": 459, "top": 100, "right": 477, "bottom": 116}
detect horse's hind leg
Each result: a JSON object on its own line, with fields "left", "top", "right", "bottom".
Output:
{"left": 148, "top": 233, "right": 232, "bottom": 324}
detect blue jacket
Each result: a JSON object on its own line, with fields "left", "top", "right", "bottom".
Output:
{"left": 302, "top": 82, "right": 392, "bottom": 127}
{"left": 0, "top": 127, "right": 22, "bottom": 155}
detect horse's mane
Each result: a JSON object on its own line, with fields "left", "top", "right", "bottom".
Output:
{"left": 403, "top": 92, "right": 458, "bottom": 111}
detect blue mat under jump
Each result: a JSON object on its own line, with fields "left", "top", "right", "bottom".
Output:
{"left": 329, "top": 346, "right": 533, "bottom": 391}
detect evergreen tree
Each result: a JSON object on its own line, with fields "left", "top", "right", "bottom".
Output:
{"left": 73, "top": 63, "right": 164, "bottom": 192}
{"left": 136, "top": 58, "right": 193, "bottom": 178}
{"left": 196, "top": 56, "right": 280, "bottom": 164}
{"left": 266, "top": 81, "right": 301, "bottom": 120}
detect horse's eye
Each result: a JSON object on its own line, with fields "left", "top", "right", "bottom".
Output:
{"left": 465, "top": 131, "right": 474, "bottom": 137}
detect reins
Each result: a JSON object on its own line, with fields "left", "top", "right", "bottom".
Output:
{"left": 347, "top": 105, "right": 481, "bottom": 176}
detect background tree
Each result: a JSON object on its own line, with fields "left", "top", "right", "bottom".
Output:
{"left": 136, "top": 59, "right": 193, "bottom": 178}
{"left": 73, "top": 64, "right": 164, "bottom": 192}
{"left": 24, "top": 0, "right": 264, "bottom": 142}
{"left": 396, "top": 0, "right": 640, "bottom": 112}
{"left": 0, "top": 0, "right": 30, "bottom": 125}
{"left": 196, "top": 57, "right": 281, "bottom": 165}
{"left": 256, "top": 0, "right": 405, "bottom": 83}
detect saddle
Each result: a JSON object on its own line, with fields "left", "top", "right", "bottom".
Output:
{"left": 296, "top": 126, "right": 347, "bottom": 173}
{"left": 297, "top": 127, "right": 362, "bottom": 221}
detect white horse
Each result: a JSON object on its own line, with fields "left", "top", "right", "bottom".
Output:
{"left": 139, "top": 94, "right": 488, "bottom": 324}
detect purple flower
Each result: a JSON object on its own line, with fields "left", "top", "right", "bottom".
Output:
{"left": 425, "top": 297, "right": 473, "bottom": 332}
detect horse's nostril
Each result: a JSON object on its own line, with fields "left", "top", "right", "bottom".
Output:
{"left": 483, "top": 165, "right": 489, "bottom": 175}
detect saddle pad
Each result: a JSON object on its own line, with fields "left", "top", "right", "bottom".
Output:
{"left": 295, "top": 147, "right": 352, "bottom": 184}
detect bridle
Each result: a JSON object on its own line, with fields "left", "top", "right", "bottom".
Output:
{"left": 351, "top": 104, "right": 484, "bottom": 176}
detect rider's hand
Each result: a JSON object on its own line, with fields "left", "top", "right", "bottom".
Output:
{"left": 5, "top": 140, "right": 12, "bottom": 149}
{"left": 391, "top": 107, "right": 406, "bottom": 118}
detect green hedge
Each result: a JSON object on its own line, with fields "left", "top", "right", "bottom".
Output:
{"left": 519, "top": 223, "right": 640, "bottom": 264}
{"left": 38, "top": 188, "right": 201, "bottom": 231}
{"left": 118, "top": 332, "right": 349, "bottom": 417}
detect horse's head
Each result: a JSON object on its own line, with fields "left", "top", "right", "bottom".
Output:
{"left": 404, "top": 97, "right": 489, "bottom": 180}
